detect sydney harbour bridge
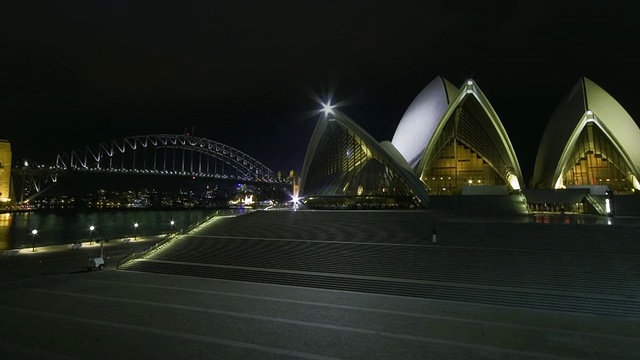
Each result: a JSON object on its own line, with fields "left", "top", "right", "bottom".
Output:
{"left": 10, "top": 134, "right": 291, "bottom": 203}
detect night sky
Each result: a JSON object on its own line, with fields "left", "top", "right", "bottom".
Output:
{"left": 2, "top": 2, "right": 639, "bottom": 182}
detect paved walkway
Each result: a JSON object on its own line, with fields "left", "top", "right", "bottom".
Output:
{"left": 1, "top": 209, "right": 639, "bottom": 359}
{"left": 0, "top": 236, "right": 160, "bottom": 283}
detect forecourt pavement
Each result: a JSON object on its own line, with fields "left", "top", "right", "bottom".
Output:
{"left": 1, "top": 209, "right": 639, "bottom": 359}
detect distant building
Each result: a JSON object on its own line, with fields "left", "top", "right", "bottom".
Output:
{"left": 0, "top": 140, "right": 11, "bottom": 203}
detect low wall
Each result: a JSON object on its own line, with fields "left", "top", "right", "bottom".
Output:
{"left": 612, "top": 195, "right": 640, "bottom": 216}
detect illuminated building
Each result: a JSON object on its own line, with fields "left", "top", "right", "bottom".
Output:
{"left": 299, "top": 108, "right": 429, "bottom": 209}
{"left": 530, "top": 77, "right": 640, "bottom": 194}
{"left": 409, "top": 78, "right": 524, "bottom": 195}
{"left": 300, "top": 76, "right": 639, "bottom": 215}
{"left": 0, "top": 140, "right": 11, "bottom": 203}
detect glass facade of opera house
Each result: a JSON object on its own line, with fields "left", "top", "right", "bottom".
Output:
{"left": 299, "top": 110, "right": 428, "bottom": 210}
{"left": 298, "top": 76, "right": 640, "bottom": 215}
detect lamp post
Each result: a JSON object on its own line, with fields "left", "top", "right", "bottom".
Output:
{"left": 31, "top": 229, "right": 38, "bottom": 252}
{"left": 169, "top": 220, "right": 175, "bottom": 234}
{"left": 89, "top": 225, "right": 95, "bottom": 245}
{"left": 134, "top": 222, "right": 139, "bottom": 240}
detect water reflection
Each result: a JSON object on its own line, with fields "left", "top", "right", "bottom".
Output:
{"left": 530, "top": 213, "right": 640, "bottom": 225}
{"left": 0, "top": 209, "right": 227, "bottom": 251}
{"left": 0, "top": 213, "right": 11, "bottom": 250}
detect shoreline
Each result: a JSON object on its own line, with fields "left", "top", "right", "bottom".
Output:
{"left": 1, "top": 234, "right": 162, "bottom": 257}
{"left": 1, "top": 206, "right": 234, "bottom": 214}
{"left": 0, "top": 208, "right": 240, "bottom": 252}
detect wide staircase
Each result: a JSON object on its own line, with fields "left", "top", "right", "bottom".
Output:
{"left": 118, "top": 209, "right": 640, "bottom": 318}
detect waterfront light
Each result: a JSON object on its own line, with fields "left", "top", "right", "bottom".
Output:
{"left": 31, "top": 229, "right": 38, "bottom": 252}
{"left": 134, "top": 222, "right": 139, "bottom": 240}
{"left": 170, "top": 220, "right": 175, "bottom": 233}
{"left": 89, "top": 225, "right": 95, "bottom": 245}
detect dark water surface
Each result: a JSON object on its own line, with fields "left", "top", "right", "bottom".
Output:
{"left": 0, "top": 208, "right": 241, "bottom": 250}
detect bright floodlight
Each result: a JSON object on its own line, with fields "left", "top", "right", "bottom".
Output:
{"left": 32, "top": 229, "right": 38, "bottom": 235}
{"left": 322, "top": 102, "right": 335, "bottom": 115}
{"left": 506, "top": 173, "right": 521, "bottom": 191}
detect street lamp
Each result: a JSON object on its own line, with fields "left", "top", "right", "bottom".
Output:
{"left": 134, "top": 222, "right": 139, "bottom": 240}
{"left": 170, "top": 220, "right": 175, "bottom": 234}
{"left": 31, "top": 229, "right": 38, "bottom": 252}
{"left": 89, "top": 225, "right": 95, "bottom": 245}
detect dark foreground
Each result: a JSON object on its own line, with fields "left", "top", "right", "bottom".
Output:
{"left": 1, "top": 209, "right": 639, "bottom": 359}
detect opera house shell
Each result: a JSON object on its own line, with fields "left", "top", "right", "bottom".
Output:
{"left": 405, "top": 78, "right": 523, "bottom": 195}
{"left": 391, "top": 76, "right": 459, "bottom": 170}
{"left": 299, "top": 75, "right": 640, "bottom": 215}
{"left": 530, "top": 77, "right": 640, "bottom": 194}
{"left": 298, "top": 108, "right": 430, "bottom": 209}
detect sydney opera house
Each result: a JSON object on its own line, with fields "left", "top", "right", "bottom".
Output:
{"left": 298, "top": 76, "right": 640, "bottom": 216}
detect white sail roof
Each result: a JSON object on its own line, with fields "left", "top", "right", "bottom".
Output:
{"left": 391, "top": 76, "right": 458, "bottom": 169}
{"left": 531, "top": 77, "right": 640, "bottom": 189}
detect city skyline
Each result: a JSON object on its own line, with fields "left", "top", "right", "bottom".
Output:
{"left": 3, "top": 2, "right": 639, "bottom": 180}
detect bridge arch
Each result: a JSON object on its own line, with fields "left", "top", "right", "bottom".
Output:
{"left": 54, "top": 134, "right": 276, "bottom": 182}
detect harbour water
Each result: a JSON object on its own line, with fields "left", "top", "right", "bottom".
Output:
{"left": 0, "top": 208, "right": 243, "bottom": 251}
